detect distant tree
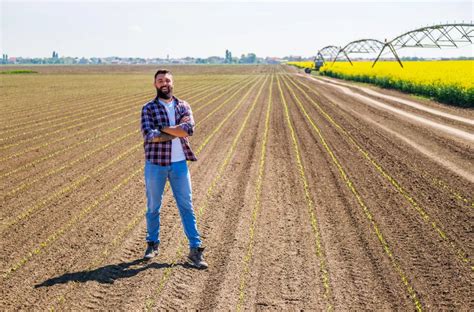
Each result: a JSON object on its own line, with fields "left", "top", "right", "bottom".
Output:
{"left": 225, "top": 49, "right": 233, "bottom": 64}
{"left": 207, "top": 56, "right": 224, "bottom": 64}
{"left": 246, "top": 53, "right": 256, "bottom": 63}
{"left": 239, "top": 53, "right": 257, "bottom": 64}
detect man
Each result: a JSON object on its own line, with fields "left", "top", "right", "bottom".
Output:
{"left": 140, "top": 69, "right": 207, "bottom": 269}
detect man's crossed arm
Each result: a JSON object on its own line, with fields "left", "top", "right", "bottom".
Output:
{"left": 149, "top": 116, "right": 192, "bottom": 143}
{"left": 150, "top": 132, "right": 176, "bottom": 143}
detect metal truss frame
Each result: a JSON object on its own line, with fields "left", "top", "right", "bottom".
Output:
{"left": 374, "top": 23, "right": 474, "bottom": 67}
{"left": 333, "top": 39, "right": 385, "bottom": 65}
{"left": 316, "top": 46, "right": 339, "bottom": 64}
{"left": 315, "top": 23, "right": 473, "bottom": 69}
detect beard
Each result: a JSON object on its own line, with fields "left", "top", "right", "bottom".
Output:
{"left": 156, "top": 86, "right": 173, "bottom": 99}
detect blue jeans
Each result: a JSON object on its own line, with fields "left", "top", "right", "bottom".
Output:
{"left": 144, "top": 160, "right": 202, "bottom": 248}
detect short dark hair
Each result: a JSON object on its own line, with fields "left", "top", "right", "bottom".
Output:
{"left": 154, "top": 69, "right": 172, "bottom": 80}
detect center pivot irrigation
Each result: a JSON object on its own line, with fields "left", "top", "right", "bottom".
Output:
{"left": 313, "top": 23, "right": 474, "bottom": 68}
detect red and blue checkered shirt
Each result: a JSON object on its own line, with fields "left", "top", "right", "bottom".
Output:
{"left": 141, "top": 96, "right": 197, "bottom": 166}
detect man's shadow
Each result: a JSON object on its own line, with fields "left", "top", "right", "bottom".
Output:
{"left": 35, "top": 258, "right": 192, "bottom": 288}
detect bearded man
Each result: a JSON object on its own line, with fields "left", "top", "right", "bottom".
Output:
{"left": 140, "top": 69, "right": 207, "bottom": 269}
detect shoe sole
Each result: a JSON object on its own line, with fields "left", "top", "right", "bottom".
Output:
{"left": 144, "top": 252, "right": 158, "bottom": 260}
{"left": 187, "top": 258, "right": 208, "bottom": 269}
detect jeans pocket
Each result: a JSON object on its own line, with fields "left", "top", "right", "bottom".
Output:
{"left": 171, "top": 160, "right": 189, "bottom": 177}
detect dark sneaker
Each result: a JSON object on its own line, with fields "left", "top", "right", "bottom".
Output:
{"left": 144, "top": 242, "right": 159, "bottom": 260}
{"left": 188, "top": 247, "right": 208, "bottom": 269}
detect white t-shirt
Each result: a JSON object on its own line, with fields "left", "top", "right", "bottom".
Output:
{"left": 159, "top": 99, "right": 186, "bottom": 163}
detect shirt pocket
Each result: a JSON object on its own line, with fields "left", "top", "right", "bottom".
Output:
{"left": 154, "top": 110, "right": 170, "bottom": 130}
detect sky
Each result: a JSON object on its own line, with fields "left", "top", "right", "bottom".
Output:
{"left": 1, "top": 0, "right": 473, "bottom": 59}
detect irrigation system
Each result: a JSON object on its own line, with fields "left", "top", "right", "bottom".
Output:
{"left": 315, "top": 23, "right": 474, "bottom": 68}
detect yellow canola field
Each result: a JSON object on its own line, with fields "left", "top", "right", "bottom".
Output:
{"left": 289, "top": 60, "right": 474, "bottom": 107}
{"left": 287, "top": 61, "right": 315, "bottom": 70}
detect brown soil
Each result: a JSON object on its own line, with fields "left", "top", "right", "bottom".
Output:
{"left": 1, "top": 65, "right": 472, "bottom": 311}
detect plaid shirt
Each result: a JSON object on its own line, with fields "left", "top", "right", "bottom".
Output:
{"left": 141, "top": 96, "right": 197, "bottom": 166}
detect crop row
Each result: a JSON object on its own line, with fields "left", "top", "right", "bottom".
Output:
{"left": 3, "top": 74, "right": 264, "bottom": 283}
{"left": 144, "top": 76, "right": 268, "bottom": 310}
{"left": 0, "top": 76, "right": 237, "bottom": 141}
{"left": 2, "top": 75, "right": 256, "bottom": 226}
{"left": 279, "top": 74, "right": 422, "bottom": 310}
{"left": 236, "top": 75, "right": 273, "bottom": 310}
{"left": 48, "top": 75, "right": 268, "bottom": 310}
{"left": 287, "top": 74, "right": 471, "bottom": 269}
{"left": 0, "top": 75, "right": 247, "bottom": 178}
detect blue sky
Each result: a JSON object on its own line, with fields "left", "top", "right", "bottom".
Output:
{"left": 1, "top": 0, "right": 473, "bottom": 58}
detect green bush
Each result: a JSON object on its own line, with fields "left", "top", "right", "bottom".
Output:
{"left": 0, "top": 70, "right": 38, "bottom": 74}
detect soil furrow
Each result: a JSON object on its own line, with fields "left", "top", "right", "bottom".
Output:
{"left": 287, "top": 72, "right": 472, "bottom": 309}
{"left": 1, "top": 65, "right": 471, "bottom": 311}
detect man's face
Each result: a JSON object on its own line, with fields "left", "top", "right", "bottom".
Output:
{"left": 155, "top": 73, "right": 174, "bottom": 99}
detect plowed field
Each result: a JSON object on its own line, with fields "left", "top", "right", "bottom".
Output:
{"left": 1, "top": 65, "right": 472, "bottom": 310}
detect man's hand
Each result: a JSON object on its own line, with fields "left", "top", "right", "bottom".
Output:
{"left": 180, "top": 116, "right": 191, "bottom": 123}
{"left": 160, "top": 115, "right": 192, "bottom": 138}
{"left": 151, "top": 132, "right": 176, "bottom": 143}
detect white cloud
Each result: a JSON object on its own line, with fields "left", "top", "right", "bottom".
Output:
{"left": 128, "top": 25, "right": 143, "bottom": 33}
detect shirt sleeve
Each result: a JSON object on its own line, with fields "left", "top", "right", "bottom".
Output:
{"left": 177, "top": 103, "right": 195, "bottom": 136}
{"left": 141, "top": 105, "right": 161, "bottom": 142}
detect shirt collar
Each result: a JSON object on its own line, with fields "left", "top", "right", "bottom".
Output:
{"left": 158, "top": 98, "right": 175, "bottom": 107}
{"left": 154, "top": 95, "right": 180, "bottom": 106}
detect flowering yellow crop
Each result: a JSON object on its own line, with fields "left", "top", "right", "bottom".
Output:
{"left": 319, "top": 61, "right": 473, "bottom": 107}
{"left": 287, "top": 61, "right": 315, "bottom": 69}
